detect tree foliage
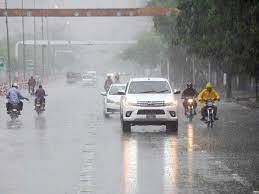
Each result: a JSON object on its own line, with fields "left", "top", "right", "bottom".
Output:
{"left": 120, "top": 31, "right": 168, "bottom": 67}
{"left": 176, "top": 0, "right": 259, "bottom": 76}
{"left": 151, "top": 0, "right": 259, "bottom": 98}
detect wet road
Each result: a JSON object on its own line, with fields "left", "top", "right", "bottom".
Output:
{"left": 0, "top": 79, "right": 258, "bottom": 194}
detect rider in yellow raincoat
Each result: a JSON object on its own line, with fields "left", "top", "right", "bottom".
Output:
{"left": 198, "top": 82, "right": 220, "bottom": 121}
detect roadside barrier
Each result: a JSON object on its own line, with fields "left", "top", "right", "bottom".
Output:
{"left": 0, "top": 80, "right": 28, "bottom": 96}
{"left": 0, "top": 75, "right": 61, "bottom": 96}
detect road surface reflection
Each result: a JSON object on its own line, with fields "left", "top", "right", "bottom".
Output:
{"left": 123, "top": 132, "right": 184, "bottom": 194}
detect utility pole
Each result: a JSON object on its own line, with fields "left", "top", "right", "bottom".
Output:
{"left": 41, "top": 16, "right": 44, "bottom": 79}
{"left": 33, "top": 0, "right": 36, "bottom": 76}
{"left": 167, "top": 59, "right": 170, "bottom": 81}
{"left": 22, "top": 0, "right": 26, "bottom": 80}
{"left": 46, "top": 16, "right": 50, "bottom": 76}
{"left": 208, "top": 62, "right": 211, "bottom": 82}
{"left": 192, "top": 57, "right": 195, "bottom": 85}
{"left": 256, "top": 63, "right": 259, "bottom": 104}
{"left": 4, "top": 0, "right": 11, "bottom": 86}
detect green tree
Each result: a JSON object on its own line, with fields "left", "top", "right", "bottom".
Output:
{"left": 120, "top": 31, "right": 168, "bottom": 68}
{"left": 152, "top": 0, "right": 259, "bottom": 100}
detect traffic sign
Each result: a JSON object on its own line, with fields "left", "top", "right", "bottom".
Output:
{"left": 26, "top": 63, "right": 34, "bottom": 70}
{"left": 0, "top": 57, "right": 5, "bottom": 71}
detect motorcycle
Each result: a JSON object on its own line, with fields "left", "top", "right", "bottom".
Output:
{"left": 185, "top": 97, "right": 196, "bottom": 122}
{"left": 8, "top": 103, "right": 20, "bottom": 120}
{"left": 205, "top": 99, "right": 215, "bottom": 128}
{"left": 35, "top": 97, "right": 45, "bottom": 115}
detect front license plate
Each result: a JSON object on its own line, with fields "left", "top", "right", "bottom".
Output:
{"left": 146, "top": 114, "right": 156, "bottom": 119}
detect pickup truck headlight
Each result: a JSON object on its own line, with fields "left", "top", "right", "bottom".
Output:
{"left": 165, "top": 100, "right": 177, "bottom": 107}
{"left": 124, "top": 99, "right": 137, "bottom": 107}
{"left": 107, "top": 98, "right": 115, "bottom": 103}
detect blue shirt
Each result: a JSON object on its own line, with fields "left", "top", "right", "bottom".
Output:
{"left": 6, "top": 87, "right": 24, "bottom": 104}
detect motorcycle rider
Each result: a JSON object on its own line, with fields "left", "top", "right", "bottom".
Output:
{"left": 198, "top": 82, "right": 220, "bottom": 121}
{"left": 104, "top": 75, "right": 113, "bottom": 92}
{"left": 35, "top": 85, "right": 46, "bottom": 110}
{"left": 114, "top": 74, "right": 121, "bottom": 84}
{"left": 182, "top": 82, "right": 198, "bottom": 115}
{"left": 28, "top": 76, "right": 36, "bottom": 95}
{"left": 6, "top": 83, "right": 29, "bottom": 114}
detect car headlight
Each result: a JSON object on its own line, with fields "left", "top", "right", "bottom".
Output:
{"left": 124, "top": 99, "right": 137, "bottom": 107}
{"left": 165, "top": 100, "right": 177, "bottom": 107}
{"left": 107, "top": 98, "right": 115, "bottom": 103}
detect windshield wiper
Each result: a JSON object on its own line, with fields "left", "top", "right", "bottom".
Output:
{"left": 140, "top": 90, "right": 169, "bottom": 93}
{"left": 141, "top": 90, "right": 157, "bottom": 93}
{"left": 157, "top": 90, "right": 169, "bottom": 93}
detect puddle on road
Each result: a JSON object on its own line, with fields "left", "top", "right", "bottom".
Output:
{"left": 6, "top": 120, "right": 23, "bottom": 129}
{"left": 120, "top": 122, "right": 252, "bottom": 194}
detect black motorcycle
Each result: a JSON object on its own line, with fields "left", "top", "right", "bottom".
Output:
{"left": 205, "top": 99, "right": 215, "bottom": 128}
{"left": 8, "top": 103, "right": 20, "bottom": 120}
{"left": 35, "top": 97, "right": 45, "bottom": 115}
{"left": 186, "top": 97, "right": 196, "bottom": 122}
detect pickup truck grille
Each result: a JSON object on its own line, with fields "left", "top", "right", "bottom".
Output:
{"left": 137, "top": 101, "right": 165, "bottom": 107}
{"left": 137, "top": 109, "right": 165, "bottom": 115}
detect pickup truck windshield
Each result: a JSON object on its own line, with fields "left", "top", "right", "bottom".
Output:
{"left": 109, "top": 86, "right": 126, "bottom": 95}
{"left": 128, "top": 81, "right": 171, "bottom": 94}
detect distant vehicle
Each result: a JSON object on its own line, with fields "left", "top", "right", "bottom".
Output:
{"left": 120, "top": 78, "right": 180, "bottom": 133}
{"left": 87, "top": 71, "right": 97, "bottom": 79}
{"left": 66, "top": 72, "right": 81, "bottom": 84}
{"left": 81, "top": 71, "right": 97, "bottom": 86}
{"left": 101, "top": 84, "right": 126, "bottom": 118}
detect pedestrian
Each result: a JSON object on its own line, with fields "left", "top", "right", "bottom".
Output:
{"left": 28, "top": 76, "right": 36, "bottom": 95}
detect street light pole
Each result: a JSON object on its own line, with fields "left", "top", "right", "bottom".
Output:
{"left": 192, "top": 57, "right": 195, "bottom": 85}
{"left": 33, "top": 0, "right": 36, "bottom": 76}
{"left": 22, "top": 0, "right": 26, "bottom": 80}
{"left": 41, "top": 16, "right": 44, "bottom": 79}
{"left": 209, "top": 62, "right": 211, "bottom": 82}
{"left": 46, "top": 16, "right": 50, "bottom": 76}
{"left": 167, "top": 59, "right": 170, "bottom": 81}
{"left": 4, "top": 0, "right": 11, "bottom": 86}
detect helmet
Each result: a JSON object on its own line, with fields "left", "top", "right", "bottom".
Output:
{"left": 12, "top": 83, "right": 18, "bottom": 88}
{"left": 206, "top": 82, "right": 212, "bottom": 89}
{"left": 187, "top": 82, "right": 193, "bottom": 88}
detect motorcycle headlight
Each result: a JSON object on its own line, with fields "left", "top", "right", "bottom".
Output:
{"left": 107, "top": 98, "right": 115, "bottom": 103}
{"left": 165, "top": 100, "right": 177, "bottom": 107}
{"left": 188, "top": 99, "right": 194, "bottom": 103}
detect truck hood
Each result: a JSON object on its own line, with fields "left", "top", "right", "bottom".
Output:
{"left": 125, "top": 94, "right": 175, "bottom": 103}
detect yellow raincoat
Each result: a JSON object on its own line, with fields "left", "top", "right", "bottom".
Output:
{"left": 198, "top": 83, "right": 220, "bottom": 108}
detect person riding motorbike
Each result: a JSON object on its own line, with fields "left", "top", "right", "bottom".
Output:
{"left": 182, "top": 82, "right": 198, "bottom": 115}
{"left": 104, "top": 75, "right": 113, "bottom": 92}
{"left": 198, "top": 82, "right": 220, "bottom": 121}
{"left": 6, "top": 83, "right": 29, "bottom": 114}
{"left": 35, "top": 85, "right": 46, "bottom": 110}
{"left": 114, "top": 74, "right": 121, "bottom": 84}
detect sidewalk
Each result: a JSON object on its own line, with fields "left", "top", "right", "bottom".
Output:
{"left": 231, "top": 90, "right": 259, "bottom": 109}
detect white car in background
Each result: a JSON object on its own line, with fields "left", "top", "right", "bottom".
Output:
{"left": 81, "top": 71, "right": 97, "bottom": 86}
{"left": 120, "top": 78, "right": 180, "bottom": 133}
{"left": 101, "top": 84, "right": 126, "bottom": 118}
